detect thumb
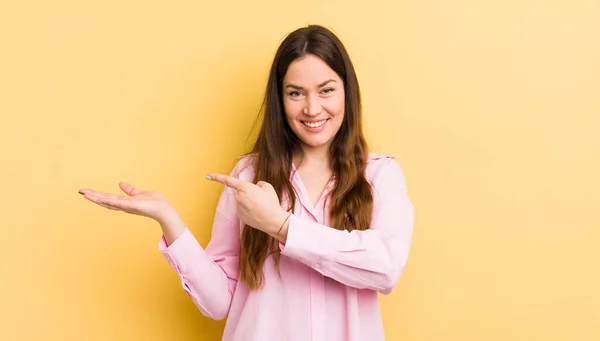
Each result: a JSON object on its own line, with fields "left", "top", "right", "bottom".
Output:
{"left": 119, "top": 182, "right": 144, "bottom": 196}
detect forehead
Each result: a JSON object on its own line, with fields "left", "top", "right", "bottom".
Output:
{"left": 283, "top": 54, "right": 342, "bottom": 85}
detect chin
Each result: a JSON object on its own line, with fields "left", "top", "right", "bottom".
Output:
{"left": 299, "top": 137, "right": 333, "bottom": 149}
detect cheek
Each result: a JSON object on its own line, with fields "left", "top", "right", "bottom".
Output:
{"left": 326, "top": 97, "right": 345, "bottom": 118}
{"left": 283, "top": 100, "right": 300, "bottom": 121}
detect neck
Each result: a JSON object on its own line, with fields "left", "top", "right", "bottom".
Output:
{"left": 294, "top": 144, "right": 331, "bottom": 170}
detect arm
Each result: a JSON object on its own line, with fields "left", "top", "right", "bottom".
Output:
{"left": 279, "top": 158, "right": 414, "bottom": 295}
{"left": 158, "top": 166, "right": 245, "bottom": 320}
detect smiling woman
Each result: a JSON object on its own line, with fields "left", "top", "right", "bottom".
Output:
{"left": 79, "top": 24, "right": 414, "bottom": 341}
{"left": 284, "top": 56, "right": 345, "bottom": 144}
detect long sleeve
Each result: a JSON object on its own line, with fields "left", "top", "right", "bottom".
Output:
{"left": 280, "top": 157, "right": 414, "bottom": 295}
{"left": 158, "top": 160, "right": 249, "bottom": 320}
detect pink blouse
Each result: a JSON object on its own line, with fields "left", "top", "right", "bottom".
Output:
{"left": 158, "top": 152, "right": 414, "bottom": 341}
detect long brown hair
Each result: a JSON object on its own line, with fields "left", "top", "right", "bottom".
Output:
{"left": 239, "top": 25, "right": 373, "bottom": 290}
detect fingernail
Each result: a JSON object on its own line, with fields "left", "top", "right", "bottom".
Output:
{"left": 205, "top": 175, "right": 212, "bottom": 180}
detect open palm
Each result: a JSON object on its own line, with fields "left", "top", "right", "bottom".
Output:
{"left": 79, "top": 182, "right": 174, "bottom": 223}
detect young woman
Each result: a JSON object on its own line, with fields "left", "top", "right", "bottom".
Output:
{"left": 79, "top": 24, "right": 414, "bottom": 341}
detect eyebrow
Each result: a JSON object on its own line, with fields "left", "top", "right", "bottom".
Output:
{"left": 285, "top": 79, "right": 337, "bottom": 90}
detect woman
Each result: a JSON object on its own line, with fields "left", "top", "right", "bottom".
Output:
{"left": 79, "top": 25, "right": 414, "bottom": 341}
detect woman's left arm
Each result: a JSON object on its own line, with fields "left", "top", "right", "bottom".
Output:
{"left": 278, "top": 158, "right": 415, "bottom": 295}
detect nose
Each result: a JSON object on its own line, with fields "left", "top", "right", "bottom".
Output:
{"left": 304, "top": 94, "right": 322, "bottom": 116}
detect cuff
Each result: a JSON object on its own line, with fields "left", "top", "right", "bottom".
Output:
{"left": 158, "top": 227, "right": 207, "bottom": 274}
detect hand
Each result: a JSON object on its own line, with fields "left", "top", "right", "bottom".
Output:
{"left": 206, "top": 174, "right": 289, "bottom": 234}
{"left": 78, "top": 182, "right": 178, "bottom": 225}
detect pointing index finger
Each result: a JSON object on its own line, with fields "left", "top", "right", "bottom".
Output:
{"left": 207, "top": 173, "right": 248, "bottom": 191}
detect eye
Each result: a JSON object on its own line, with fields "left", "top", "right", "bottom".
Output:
{"left": 321, "top": 88, "right": 335, "bottom": 94}
{"left": 288, "top": 91, "right": 301, "bottom": 97}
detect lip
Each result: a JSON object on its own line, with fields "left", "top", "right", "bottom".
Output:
{"left": 301, "top": 119, "right": 328, "bottom": 123}
{"left": 300, "top": 118, "right": 329, "bottom": 133}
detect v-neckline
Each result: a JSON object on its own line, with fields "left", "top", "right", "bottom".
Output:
{"left": 290, "top": 162, "right": 335, "bottom": 216}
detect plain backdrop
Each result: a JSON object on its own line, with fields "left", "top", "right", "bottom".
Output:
{"left": 1, "top": 0, "right": 598, "bottom": 340}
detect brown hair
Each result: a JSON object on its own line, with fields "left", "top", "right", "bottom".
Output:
{"left": 240, "top": 25, "right": 373, "bottom": 289}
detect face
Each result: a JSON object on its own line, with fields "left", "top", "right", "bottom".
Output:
{"left": 282, "top": 54, "right": 345, "bottom": 153}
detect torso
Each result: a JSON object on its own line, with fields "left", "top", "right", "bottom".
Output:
{"left": 296, "top": 165, "right": 333, "bottom": 208}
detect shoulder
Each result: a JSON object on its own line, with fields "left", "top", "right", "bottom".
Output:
{"left": 366, "top": 152, "right": 402, "bottom": 171}
{"left": 229, "top": 153, "right": 258, "bottom": 182}
{"left": 366, "top": 152, "right": 407, "bottom": 187}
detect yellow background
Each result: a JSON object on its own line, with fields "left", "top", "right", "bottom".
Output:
{"left": 1, "top": 0, "right": 598, "bottom": 340}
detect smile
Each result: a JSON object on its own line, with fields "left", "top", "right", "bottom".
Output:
{"left": 301, "top": 119, "right": 328, "bottom": 128}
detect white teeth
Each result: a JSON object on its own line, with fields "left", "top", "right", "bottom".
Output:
{"left": 302, "top": 120, "right": 327, "bottom": 128}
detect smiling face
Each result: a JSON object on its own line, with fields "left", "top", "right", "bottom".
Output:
{"left": 282, "top": 54, "right": 345, "bottom": 154}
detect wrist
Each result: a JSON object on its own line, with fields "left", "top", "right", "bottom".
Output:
{"left": 157, "top": 207, "right": 186, "bottom": 246}
{"left": 269, "top": 209, "right": 290, "bottom": 235}
{"left": 156, "top": 205, "right": 180, "bottom": 227}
